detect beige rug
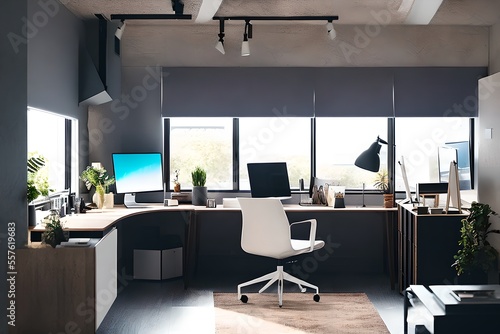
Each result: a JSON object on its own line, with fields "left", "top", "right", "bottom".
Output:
{"left": 214, "top": 293, "right": 389, "bottom": 334}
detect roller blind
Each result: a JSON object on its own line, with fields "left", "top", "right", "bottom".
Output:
{"left": 314, "top": 68, "right": 394, "bottom": 117}
{"left": 393, "top": 67, "right": 487, "bottom": 117}
{"left": 161, "top": 67, "right": 314, "bottom": 117}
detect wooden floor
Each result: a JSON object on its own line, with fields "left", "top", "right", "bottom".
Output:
{"left": 97, "top": 273, "right": 406, "bottom": 334}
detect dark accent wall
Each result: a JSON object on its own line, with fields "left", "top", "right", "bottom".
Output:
{"left": 1, "top": 1, "right": 28, "bottom": 331}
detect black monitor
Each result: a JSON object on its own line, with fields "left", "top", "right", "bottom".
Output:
{"left": 247, "top": 162, "right": 292, "bottom": 199}
{"left": 112, "top": 152, "right": 164, "bottom": 208}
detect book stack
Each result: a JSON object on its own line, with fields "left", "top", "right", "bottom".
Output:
{"left": 171, "top": 192, "right": 191, "bottom": 204}
{"left": 59, "top": 238, "right": 91, "bottom": 247}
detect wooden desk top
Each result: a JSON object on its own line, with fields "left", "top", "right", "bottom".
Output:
{"left": 30, "top": 203, "right": 397, "bottom": 232}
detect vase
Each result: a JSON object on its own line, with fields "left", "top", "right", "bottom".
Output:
{"left": 192, "top": 186, "right": 207, "bottom": 206}
{"left": 28, "top": 204, "right": 37, "bottom": 226}
{"left": 383, "top": 194, "right": 394, "bottom": 208}
{"left": 93, "top": 185, "right": 105, "bottom": 209}
{"left": 174, "top": 183, "right": 181, "bottom": 193}
{"left": 103, "top": 192, "right": 114, "bottom": 209}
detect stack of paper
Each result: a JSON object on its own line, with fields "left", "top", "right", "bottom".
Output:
{"left": 59, "top": 238, "right": 91, "bottom": 247}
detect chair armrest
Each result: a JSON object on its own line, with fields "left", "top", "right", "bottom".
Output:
{"left": 290, "top": 219, "right": 318, "bottom": 252}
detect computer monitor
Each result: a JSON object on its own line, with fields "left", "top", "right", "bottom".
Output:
{"left": 112, "top": 152, "right": 164, "bottom": 208}
{"left": 247, "top": 162, "right": 292, "bottom": 200}
{"left": 439, "top": 141, "right": 471, "bottom": 190}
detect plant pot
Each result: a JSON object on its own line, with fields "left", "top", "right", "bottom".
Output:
{"left": 28, "top": 204, "right": 37, "bottom": 226}
{"left": 192, "top": 186, "right": 207, "bottom": 206}
{"left": 383, "top": 193, "right": 394, "bottom": 208}
{"left": 103, "top": 193, "right": 114, "bottom": 209}
{"left": 334, "top": 197, "right": 345, "bottom": 208}
{"left": 454, "top": 269, "right": 489, "bottom": 285}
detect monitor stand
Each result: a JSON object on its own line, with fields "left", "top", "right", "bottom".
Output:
{"left": 123, "top": 193, "right": 148, "bottom": 208}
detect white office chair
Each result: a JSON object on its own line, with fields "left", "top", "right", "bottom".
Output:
{"left": 237, "top": 197, "right": 325, "bottom": 307}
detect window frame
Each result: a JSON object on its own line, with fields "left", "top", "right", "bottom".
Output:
{"left": 163, "top": 117, "right": 474, "bottom": 195}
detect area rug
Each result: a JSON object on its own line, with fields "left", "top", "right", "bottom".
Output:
{"left": 214, "top": 293, "right": 389, "bottom": 334}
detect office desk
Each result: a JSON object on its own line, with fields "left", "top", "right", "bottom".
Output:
{"left": 398, "top": 203, "right": 468, "bottom": 292}
{"left": 193, "top": 205, "right": 397, "bottom": 289}
{"left": 29, "top": 204, "right": 397, "bottom": 289}
{"left": 30, "top": 205, "right": 194, "bottom": 287}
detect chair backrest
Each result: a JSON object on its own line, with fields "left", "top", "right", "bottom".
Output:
{"left": 237, "top": 198, "right": 293, "bottom": 258}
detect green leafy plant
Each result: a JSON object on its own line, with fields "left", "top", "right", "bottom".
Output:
{"left": 452, "top": 202, "right": 500, "bottom": 276}
{"left": 42, "top": 210, "right": 66, "bottom": 248}
{"left": 27, "top": 154, "right": 52, "bottom": 203}
{"left": 373, "top": 169, "right": 389, "bottom": 193}
{"left": 80, "top": 165, "right": 115, "bottom": 193}
{"left": 191, "top": 166, "right": 207, "bottom": 187}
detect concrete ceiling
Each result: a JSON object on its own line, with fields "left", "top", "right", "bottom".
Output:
{"left": 63, "top": 0, "right": 500, "bottom": 25}
{"left": 61, "top": 1, "right": 500, "bottom": 67}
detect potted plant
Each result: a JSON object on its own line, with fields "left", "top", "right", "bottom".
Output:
{"left": 191, "top": 166, "right": 207, "bottom": 206}
{"left": 27, "top": 154, "right": 51, "bottom": 203}
{"left": 42, "top": 209, "right": 67, "bottom": 248}
{"left": 80, "top": 165, "right": 115, "bottom": 209}
{"left": 373, "top": 169, "right": 393, "bottom": 208}
{"left": 27, "top": 154, "right": 52, "bottom": 226}
{"left": 452, "top": 202, "right": 500, "bottom": 282}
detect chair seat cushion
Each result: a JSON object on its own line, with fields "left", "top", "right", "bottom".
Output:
{"left": 287, "top": 239, "right": 325, "bottom": 257}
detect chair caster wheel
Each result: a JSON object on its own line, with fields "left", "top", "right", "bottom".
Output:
{"left": 313, "top": 294, "right": 320, "bottom": 302}
{"left": 240, "top": 295, "right": 248, "bottom": 303}
{"left": 279, "top": 305, "right": 282, "bottom": 308}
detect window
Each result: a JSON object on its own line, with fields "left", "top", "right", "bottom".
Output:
{"left": 395, "top": 117, "right": 471, "bottom": 192}
{"left": 239, "top": 117, "right": 311, "bottom": 190}
{"left": 169, "top": 118, "right": 233, "bottom": 190}
{"left": 316, "top": 118, "right": 388, "bottom": 189}
{"left": 27, "top": 107, "right": 79, "bottom": 195}
{"left": 165, "top": 116, "right": 471, "bottom": 195}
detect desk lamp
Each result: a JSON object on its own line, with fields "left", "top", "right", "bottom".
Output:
{"left": 354, "top": 136, "right": 388, "bottom": 172}
{"left": 354, "top": 136, "right": 388, "bottom": 207}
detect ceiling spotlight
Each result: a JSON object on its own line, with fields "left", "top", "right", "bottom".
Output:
{"left": 215, "top": 19, "right": 225, "bottom": 54}
{"left": 326, "top": 20, "right": 336, "bottom": 40}
{"left": 115, "top": 20, "right": 126, "bottom": 40}
{"left": 241, "top": 20, "right": 251, "bottom": 56}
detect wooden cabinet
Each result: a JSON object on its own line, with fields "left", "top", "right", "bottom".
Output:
{"left": 12, "top": 228, "right": 117, "bottom": 334}
{"left": 398, "top": 204, "right": 466, "bottom": 292}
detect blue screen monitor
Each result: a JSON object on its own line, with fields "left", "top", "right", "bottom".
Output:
{"left": 112, "top": 152, "right": 164, "bottom": 207}
{"left": 247, "top": 162, "right": 292, "bottom": 200}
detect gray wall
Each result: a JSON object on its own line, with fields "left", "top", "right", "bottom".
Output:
{"left": 26, "top": 0, "right": 93, "bottom": 197}
{"left": 490, "top": 22, "right": 500, "bottom": 74}
{"left": 1, "top": 1, "right": 28, "bottom": 332}
{"left": 478, "top": 72, "right": 500, "bottom": 264}
{"left": 88, "top": 65, "right": 163, "bottom": 201}
{"left": 27, "top": 0, "right": 81, "bottom": 118}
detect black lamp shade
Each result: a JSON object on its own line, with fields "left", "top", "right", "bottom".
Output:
{"left": 354, "top": 141, "right": 382, "bottom": 172}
